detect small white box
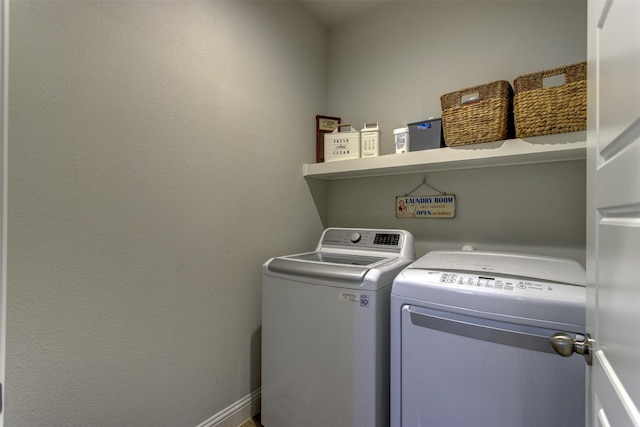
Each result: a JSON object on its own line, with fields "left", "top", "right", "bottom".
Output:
{"left": 360, "top": 122, "right": 380, "bottom": 158}
{"left": 394, "top": 127, "right": 410, "bottom": 153}
{"left": 324, "top": 125, "right": 360, "bottom": 162}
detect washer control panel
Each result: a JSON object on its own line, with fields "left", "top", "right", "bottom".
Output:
{"left": 322, "top": 229, "right": 401, "bottom": 247}
{"left": 321, "top": 228, "right": 405, "bottom": 251}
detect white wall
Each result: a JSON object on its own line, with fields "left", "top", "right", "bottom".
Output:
{"left": 323, "top": 0, "right": 587, "bottom": 263}
{"left": 7, "top": 1, "right": 326, "bottom": 425}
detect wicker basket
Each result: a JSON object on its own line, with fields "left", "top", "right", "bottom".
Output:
{"left": 440, "top": 80, "right": 514, "bottom": 146}
{"left": 513, "top": 62, "right": 586, "bottom": 138}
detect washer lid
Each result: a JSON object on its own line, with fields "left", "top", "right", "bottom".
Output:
{"left": 287, "top": 251, "right": 387, "bottom": 266}
{"left": 408, "top": 250, "right": 585, "bottom": 286}
{"left": 265, "top": 252, "right": 394, "bottom": 285}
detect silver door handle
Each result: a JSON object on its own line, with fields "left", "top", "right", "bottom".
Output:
{"left": 409, "top": 308, "right": 561, "bottom": 355}
{"left": 550, "top": 332, "right": 594, "bottom": 365}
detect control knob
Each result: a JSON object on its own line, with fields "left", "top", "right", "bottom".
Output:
{"left": 350, "top": 232, "right": 361, "bottom": 243}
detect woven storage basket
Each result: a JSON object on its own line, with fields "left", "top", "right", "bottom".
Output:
{"left": 440, "top": 80, "right": 514, "bottom": 146}
{"left": 513, "top": 62, "right": 586, "bottom": 138}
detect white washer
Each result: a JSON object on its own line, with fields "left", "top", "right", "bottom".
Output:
{"left": 262, "top": 228, "right": 416, "bottom": 427}
{"left": 391, "top": 250, "right": 587, "bottom": 427}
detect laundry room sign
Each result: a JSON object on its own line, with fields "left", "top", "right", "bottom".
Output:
{"left": 396, "top": 194, "right": 456, "bottom": 218}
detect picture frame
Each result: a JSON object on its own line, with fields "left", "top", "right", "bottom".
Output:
{"left": 316, "top": 115, "right": 341, "bottom": 163}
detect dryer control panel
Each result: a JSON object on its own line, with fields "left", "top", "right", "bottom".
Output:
{"left": 438, "top": 272, "right": 551, "bottom": 293}
{"left": 397, "top": 268, "right": 586, "bottom": 317}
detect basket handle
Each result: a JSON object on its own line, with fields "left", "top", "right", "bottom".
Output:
{"left": 516, "top": 63, "right": 586, "bottom": 92}
{"left": 542, "top": 74, "right": 566, "bottom": 89}
{"left": 461, "top": 92, "right": 480, "bottom": 104}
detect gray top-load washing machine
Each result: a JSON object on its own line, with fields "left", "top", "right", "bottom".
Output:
{"left": 391, "top": 250, "right": 587, "bottom": 427}
{"left": 262, "top": 228, "right": 415, "bottom": 427}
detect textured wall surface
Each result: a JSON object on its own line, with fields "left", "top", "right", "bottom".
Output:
{"left": 7, "top": 1, "right": 326, "bottom": 425}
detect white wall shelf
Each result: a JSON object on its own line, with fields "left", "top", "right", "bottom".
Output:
{"left": 303, "top": 131, "right": 586, "bottom": 180}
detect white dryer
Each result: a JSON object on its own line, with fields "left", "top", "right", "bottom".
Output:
{"left": 391, "top": 250, "right": 587, "bottom": 427}
{"left": 262, "top": 228, "right": 415, "bottom": 427}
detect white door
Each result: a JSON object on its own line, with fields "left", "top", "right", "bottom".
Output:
{"left": 586, "top": 0, "right": 640, "bottom": 426}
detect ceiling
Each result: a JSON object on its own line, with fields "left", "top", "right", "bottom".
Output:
{"left": 298, "top": 0, "right": 394, "bottom": 28}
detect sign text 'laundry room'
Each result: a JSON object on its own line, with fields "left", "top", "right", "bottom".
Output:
{"left": 396, "top": 194, "right": 456, "bottom": 219}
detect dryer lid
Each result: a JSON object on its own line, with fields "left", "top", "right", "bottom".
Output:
{"left": 409, "top": 250, "right": 585, "bottom": 286}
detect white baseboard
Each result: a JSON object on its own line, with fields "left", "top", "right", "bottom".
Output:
{"left": 195, "top": 388, "right": 261, "bottom": 427}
